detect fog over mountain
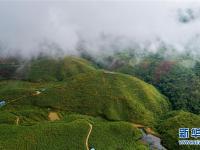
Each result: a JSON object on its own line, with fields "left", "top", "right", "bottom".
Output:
{"left": 1, "top": 1, "right": 200, "bottom": 58}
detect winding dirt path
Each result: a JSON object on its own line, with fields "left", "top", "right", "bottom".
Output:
{"left": 86, "top": 123, "right": 93, "bottom": 150}
{"left": 16, "top": 116, "right": 19, "bottom": 125}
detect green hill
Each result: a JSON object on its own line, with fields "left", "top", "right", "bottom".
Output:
{"left": 0, "top": 119, "right": 89, "bottom": 150}
{"left": 20, "top": 56, "right": 96, "bottom": 82}
{"left": 0, "top": 56, "right": 171, "bottom": 149}
{"left": 0, "top": 112, "right": 148, "bottom": 150}
{"left": 158, "top": 111, "right": 200, "bottom": 150}
{"left": 0, "top": 70, "right": 169, "bottom": 126}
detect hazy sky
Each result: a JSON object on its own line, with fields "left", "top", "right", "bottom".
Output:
{"left": 1, "top": 0, "right": 200, "bottom": 57}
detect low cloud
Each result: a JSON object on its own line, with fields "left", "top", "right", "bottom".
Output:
{"left": 0, "top": 1, "right": 200, "bottom": 58}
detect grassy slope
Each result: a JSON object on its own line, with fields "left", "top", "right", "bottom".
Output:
{"left": 0, "top": 112, "right": 148, "bottom": 150}
{"left": 0, "top": 71, "right": 169, "bottom": 126}
{"left": 22, "top": 56, "right": 96, "bottom": 82}
{"left": 0, "top": 120, "right": 89, "bottom": 150}
{"left": 158, "top": 111, "right": 200, "bottom": 150}
{"left": 0, "top": 56, "right": 171, "bottom": 149}
{"left": 89, "top": 121, "right": 147, "bottom": 150}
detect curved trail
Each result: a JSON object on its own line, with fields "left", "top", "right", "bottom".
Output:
{"left": 86, "top": 123, "right": 93, "bottom": 150}
{"left": 5, "top": 84, "right": 63, "bottom": 105}
{"left": 7, "top": 95, "right": 28, "bottom": 104}
{"left": 16, "top": 116, "right": 19, "bottom": 125}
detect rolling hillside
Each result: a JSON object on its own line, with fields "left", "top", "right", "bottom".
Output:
{"left": 0, "top": 111, "right": 148, "bottom": 150}
{"left": 0, "top": 71, "right": 169, "bottom": 126}
{"left": 0, "top": 56, "right": 170, "bottom": 149}
{"left": 19, "top": 56, "right": 96, "bottom": 82}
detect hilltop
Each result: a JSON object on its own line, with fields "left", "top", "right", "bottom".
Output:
{"left": 18, "top": 56, "right": 96, "bottom": 82}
